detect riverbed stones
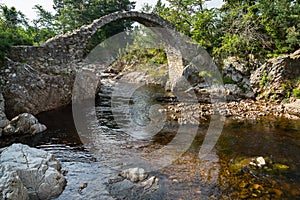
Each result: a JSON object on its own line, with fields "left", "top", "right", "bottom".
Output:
{"left": 108, "top": 172, "right": 159, "bottom": 199}
{"left": 2, "top": 113, "right": 47, "bottom": 136}
{"left": 0, "top": 143, "right": 66, "bottom": 199}
{"left": 249, "top": 156, "right": 266, "bottom": 168}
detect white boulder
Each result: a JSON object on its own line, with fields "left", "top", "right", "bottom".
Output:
{"left": 120, "top": 168, "right": 148, "bottom": 183}
{"left": 3, "top": 113, "right": 46, "bottom": 136}
{"left": 0, "top": 165, "right": 28, "bottom": 200}
{"left": 0, "top": 144, "right": 66, "bottom": 199}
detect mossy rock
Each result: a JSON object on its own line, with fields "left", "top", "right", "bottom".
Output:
{"left": 229, "top": 158, "right": 251, "bottom": 174}
{"left": 272, "top": 163, "right": 289, "bottom": 173}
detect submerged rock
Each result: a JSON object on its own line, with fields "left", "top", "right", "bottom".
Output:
{"left": 0, "top": 143, "right": 66, "bottom": 199}
{"left": 3, "top": 113, "right": 47, "bottom": 136}
{"left": 249, "top": 156, "right": 266, "bottom": 168}
{"left": 120, "top": 167, "right": 148, "bottom": 183}
{"left": 141, "top": 176, "right": 157, "bottom": 189}
{"left": 108, "top": 171, "right": 159, "bottom": 199}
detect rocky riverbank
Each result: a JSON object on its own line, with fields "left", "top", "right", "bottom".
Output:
{"left": 1, "top": 40, "right": 299, "bottom": 122}
{"left": 166, "top": 99, "right": 300, "bottom": 125}
{"left": 114, "top": 49, "right": 300, "bottom": 122}
{"left": 0, "top": 93, "right": 47, "bottom": 139}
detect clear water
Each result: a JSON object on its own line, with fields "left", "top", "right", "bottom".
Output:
{"left": 2, "top": 81, "right": 300, "bottom": 199}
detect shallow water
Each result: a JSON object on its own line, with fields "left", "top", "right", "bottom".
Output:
{"left": 3, "top": 80, "right": 300, "bottom": 199}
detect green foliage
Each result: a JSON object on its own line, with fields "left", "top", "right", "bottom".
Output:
{"left": 153, "top": 0, "right": 299, "bottom": 61}
{"left": 121, "top": 25, "right": 167, "bottom": 65}
{"left": 259, "top": 70, "right": 270, "bottom": 87}
{"left": 223, "top": 77, "right": 235, "bottom": 84}
{"left": 292, "top": 88, "right": 300, "bottom": 98}
{"left": 32, "top": 5, "right": 56, "bottom": 43}
{"left": 0, "top": 6, "right": 34, "bottom": 62}
{"left": 153, "top": 0, "right": 219, "bottom": 53}
{"left": 199, "top": 70, "right": 212, "bottom": 78}
{"left": 257, "top": 0, "right": 300, "bottom": 55}
{"left": 52, "top": 0, "right": 135, "bottom": 51}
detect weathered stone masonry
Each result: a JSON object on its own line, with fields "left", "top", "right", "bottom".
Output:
{"left": 8, "top": 11, "right": 177, "bottom": 72}
{"left": 4, "top": 11, "right": 188, "bottom": 116}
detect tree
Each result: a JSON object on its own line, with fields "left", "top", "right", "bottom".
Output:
{"left": 36, "top": 0, "right": 136, "bottom": 51}
{"left": 32, "top": 5, "right": 56, "bottom": 44}
{"left": 213, "top": 0, "right": 268, "bottom": 59}
{"left": 215, "top": 0, "right": 299, "bottom": 59}
{"left": 257, "top": 0, "right": 300, "bottom": 55}
{"left": 153, "top": 0, "right": 219, "bottom": 53}
{"left": 0, "top": 5, "right": 33, "bottom": 61}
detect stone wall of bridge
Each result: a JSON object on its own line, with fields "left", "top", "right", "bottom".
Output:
{"left": 8, "top": 11, "right": 178, "bottom": 73}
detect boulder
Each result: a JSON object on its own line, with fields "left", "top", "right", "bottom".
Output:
{"left": 3, "top": 113, "right": 47, "bottom": 136}
{"left": 0, "top": 165, "right": 29, "bottom": 200}
{"left": 120, "top": 168, "right": 148, "bottom": 183}
{"left": 0, "top": 143, "right": 66, "bottom": 199}
{"left": 108, "top": 172, "right": 159, "bottom": 199}
{"left": 222, "top": 57, "right": 255, "bottom": 94}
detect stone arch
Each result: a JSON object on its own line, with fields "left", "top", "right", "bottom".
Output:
{"left": 9, "top": 11, "right": 177, "bottom": 68}
{"left": 9, "top": 11, "right": 185, "bottom": 89}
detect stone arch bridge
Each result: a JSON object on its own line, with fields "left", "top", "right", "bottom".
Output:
{"left": 4, "top": 11, "right": 214, "bottom": 116}
{"left": 9, "top": 11, "right": 214, "bottom": 88}
{"left": 9, "top": 11, "right": 183, "bottom": 76}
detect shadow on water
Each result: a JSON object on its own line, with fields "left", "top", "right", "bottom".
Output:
{"left": 1, "top": 82, "right": 300, "bottom": 199}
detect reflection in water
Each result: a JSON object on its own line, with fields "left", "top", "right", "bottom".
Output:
{"left": 3, "top": 81, "right": 300, "bottom": 199}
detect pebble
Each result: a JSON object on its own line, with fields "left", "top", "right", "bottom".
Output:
{"left": 78, "top": 183, "right": 88, "bottom": 193}
{"left": 141, "top": 176, "right": 156, "bottom": 189}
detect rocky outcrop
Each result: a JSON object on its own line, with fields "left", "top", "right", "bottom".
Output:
{"left": 250, "top": 49, "right": 300, "bottom": 100}
{"left": 0, "top": 93, "right": 46, "bottom": 137}
{"left": 0, "top": 143, "right": 66, "bottom": 199}
{"left": 1, "top": 60, "right": 73, "bottom": 118}
{"left": 222, "top": 56, "right": 257, "bottom": 98}
{"left": 2, "top": 113, "right": 46, "bottom": 136}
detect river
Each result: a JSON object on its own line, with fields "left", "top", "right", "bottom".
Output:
{"left": 2, "top": 78, "right": 300, "bottom": 199}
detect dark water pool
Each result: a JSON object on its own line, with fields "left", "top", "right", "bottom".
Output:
{"left": 2, "top": 82, "right": 300, "bottom": 199}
